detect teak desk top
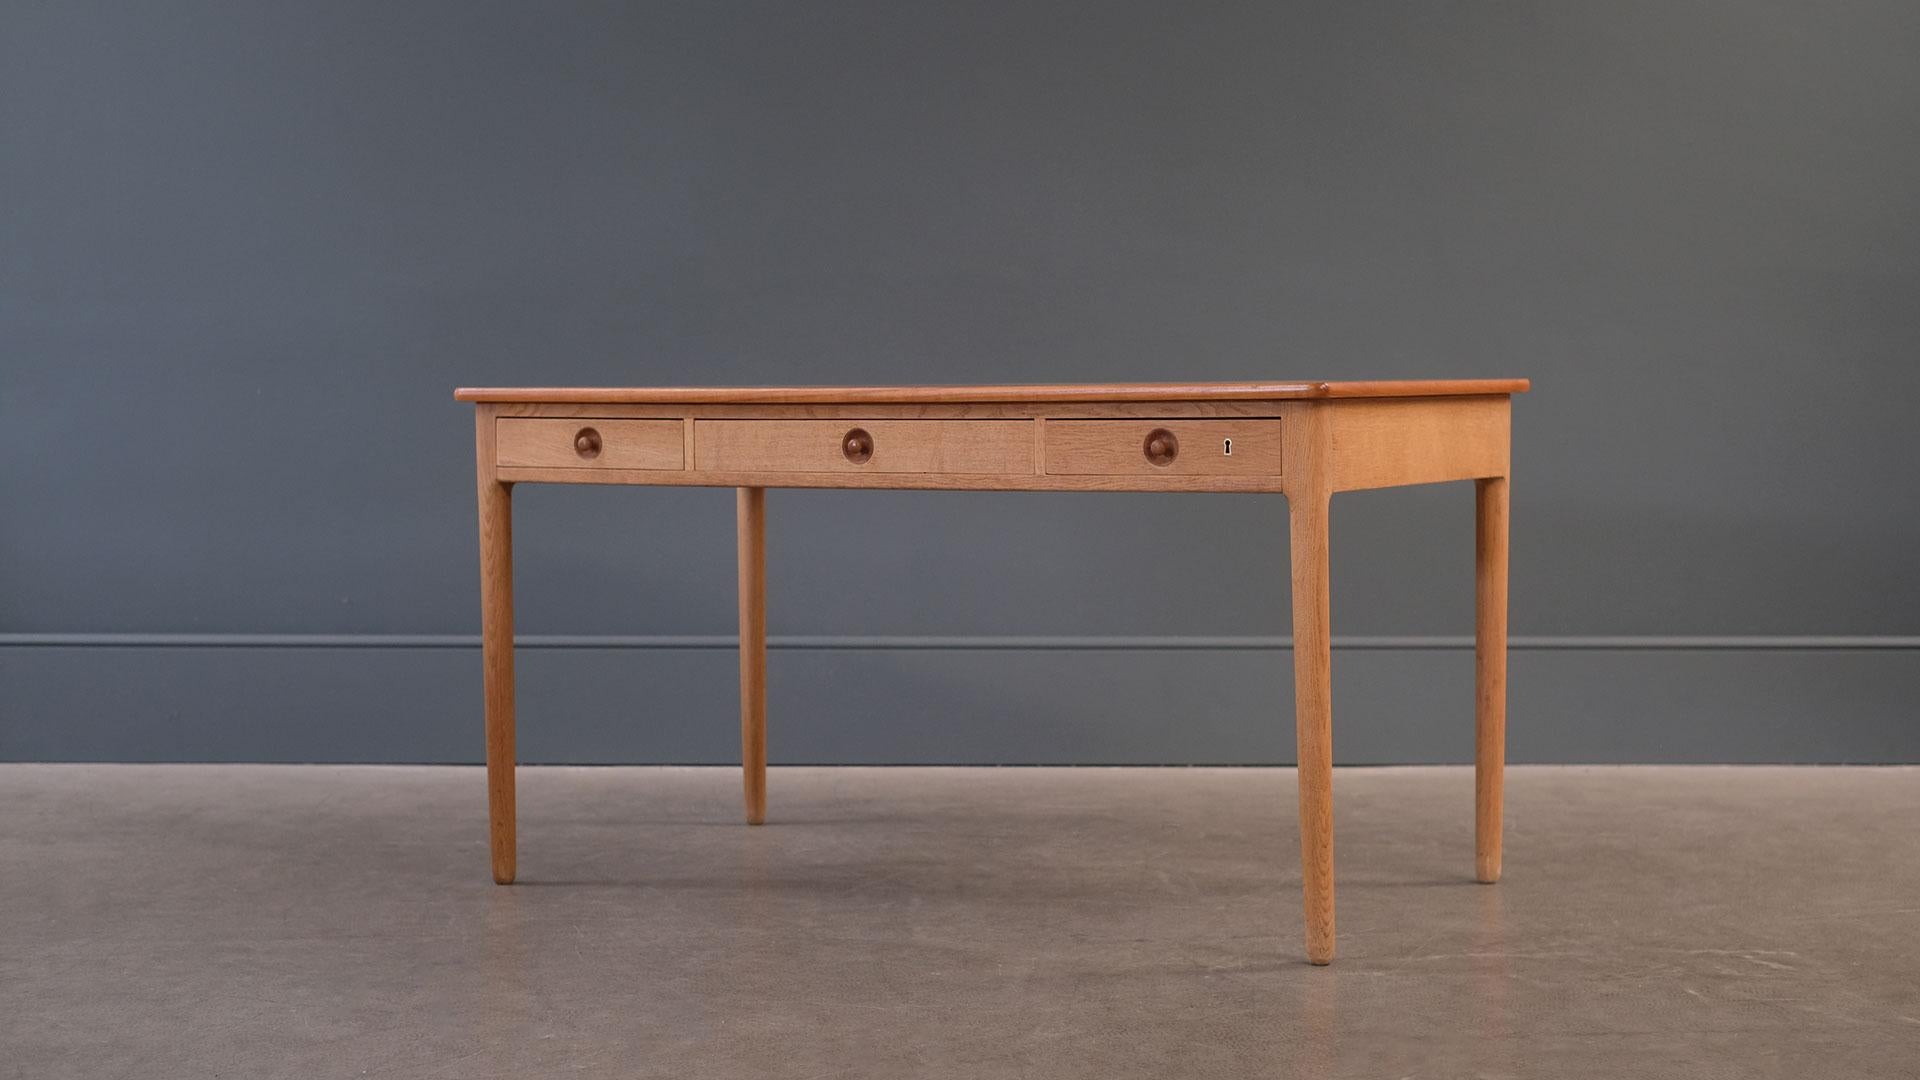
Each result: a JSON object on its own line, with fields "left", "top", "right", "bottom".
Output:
{"left": 463, "top": 379, "right": 1527, "bottom": 964}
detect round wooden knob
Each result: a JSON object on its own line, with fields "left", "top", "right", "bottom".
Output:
{"left": 842, "top": 428, "right": 873, "bottom": 464}
{"left": 1143, "top": 427, "right": 1178, "bottom": 466}
{"left": 574, "top": 427, "right": 602, "bottom": 459}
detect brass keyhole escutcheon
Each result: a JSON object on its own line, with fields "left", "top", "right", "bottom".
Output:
{"left": 1223, "top": 437, "right": 1233, "bottom": 456}
{"left": 1143, "top": 427, "right": 1178, "bottom": 467}
{"left": 842, "top": 427, "right": 874, "bottom": 464}
{"left": 574, "top": 427, "right": 602, "bottom": 459}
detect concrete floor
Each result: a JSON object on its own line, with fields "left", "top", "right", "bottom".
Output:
{"left": 3, "top": 766, "right": 1917, "bottom": 1078}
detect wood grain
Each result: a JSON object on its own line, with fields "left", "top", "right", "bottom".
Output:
{"left": 1476, "top": 475, "right": 1510, "bottom": 884}
{"left": 695, "top": 420, "right": 1033, "bottom": 475}
{"left": 456, "top": 379, "right": 1529, "bottom": 404}
{"left": 737, "top": 487, "right": 768, "bottom": 826}
{"left": 497, "top": 401, "right": 1296, "bottom": 420}
{"left": 474, "top": 406, "right": 516, "bottom": 885}
{"left": 495, "top": 418, "right": 684, "bottom": 470}
{"left": 1290, "top": 492, "right": 1336, "bottom": 966}
{"left": 1328, "top": 396, "right": 1511, "bottom": 492}
{"left": 1043, "top": 419, "right": 1283, "bottom": 476}
{"left": 1285, "top": 403, "right": 1336, "bottom": 965}
{"left": 496, "top": 464, "right": 1288, "bottom": 493}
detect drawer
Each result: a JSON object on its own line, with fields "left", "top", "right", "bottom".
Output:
{"left": 694, "top": 419, "right": 1033, "bottom": 474}
{"left": 496, "top": 418, "right": 684, "bottom": 470}
{"left": 1043, "top": 419, "right": 1283, "bottom": 476}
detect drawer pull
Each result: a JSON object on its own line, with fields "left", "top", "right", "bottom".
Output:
{"left": 573, "top": 427, "right": 602, "bottom": 459}
{"left": 1143, "top": 428, "right": 1178, "bottom": 467}
{"left": 842, "top": 427, "right": 874, "bottom": 464}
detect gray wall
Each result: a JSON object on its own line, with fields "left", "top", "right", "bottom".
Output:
{"left": 4, "top": 2, "right": 1917, "bottom": 763}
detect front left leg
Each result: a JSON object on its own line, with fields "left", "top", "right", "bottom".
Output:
{"left": 476, "top": 410, "right": 517, "bottom": 884}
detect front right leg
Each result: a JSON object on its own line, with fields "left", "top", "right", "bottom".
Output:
{"left": 1290, "top": 491, "right": 1335, "bottom": 965}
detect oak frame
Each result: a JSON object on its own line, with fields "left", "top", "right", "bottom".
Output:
{"left": 465, "top": 380, "right": 1522, "bottom": 965}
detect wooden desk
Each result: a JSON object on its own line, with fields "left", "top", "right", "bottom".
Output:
{"left": 457, "top": 379, "right": 1528, "bottom": 965}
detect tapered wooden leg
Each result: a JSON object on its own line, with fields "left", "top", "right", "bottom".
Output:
{"left": 737, "top": 487, "right": 768, "bottom": 826}
{"left": 1475, "top": 476, "right": 1510, "bottom": 884}
{"left": 476, "top": 412, "right": 516, "bottom": 885}
{"left": 1290, "top": 493, "right": 1335, "bottom": 965}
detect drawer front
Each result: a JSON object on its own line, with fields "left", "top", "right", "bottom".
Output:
{"left": 695, "top": 419, "right": 1033, "bottom": 474}
{"left": 496, "top": 418, "right": 684, "bottom": 470}
{"left": 1044, "top": 419, "right": 1283, "bottom": 476}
